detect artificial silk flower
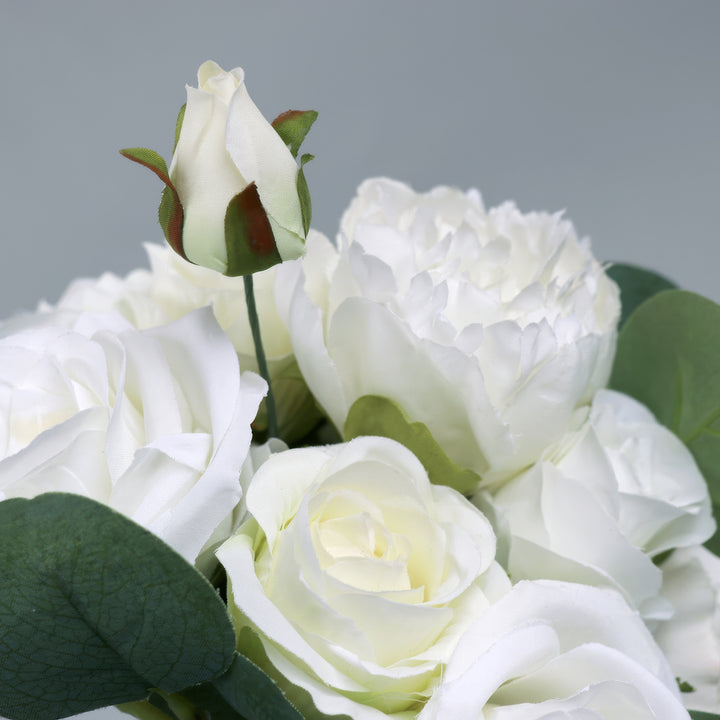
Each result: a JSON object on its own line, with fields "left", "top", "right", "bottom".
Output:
{"left": 490, "top": 389, "right": 714, "bottom": 619}
{"left": 27, "top": 241, "right": 321, "bottom": 441}
{"left": 217, "top": 436, "right": 511, "bottom": 719}
{"left": 419, "top": 581, "right": 689, "bottom": 720}
{"left": 277, "top": 178, "right": 620, "bottom": 489}
{"left": 0, "top": 308, "right": 266, "bottom": 564}
{"left": 655, "top": 545, "right": 720, "bottom": 713}
{"left": 122, "top": 61, "right": 315, "bottom": 276}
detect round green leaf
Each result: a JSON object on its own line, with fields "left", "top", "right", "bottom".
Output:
{"left": 183, "top": 651, "right": 304, "bottom": 720}
{"left": 610, "top": 290, "right": 720, "bottom": 506}
{"left": 344, "top": 395, "right": 481, "bottom": 494}
{"left": 0, "top": 493, "right": 236, "bottom": 720}
{"left": 606, "top": 262, "right": 676, "bottom": 328}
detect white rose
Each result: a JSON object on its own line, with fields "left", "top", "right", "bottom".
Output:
{"left": 419, "top": 581, "right": 689, "bottom": 720}
{"left": 170, "top": 60, "right": 306, "bottom": 273}
{"left": 0, "top": 307, "right": 266, "bottom": 564}
{"left": 277, "top": 178, "right": 620, "bottom": 487}
{"left": 28, "top": 241, "right": 320, "bottom": 441}
{"left": 490, "top": 389, "right": 714, "bottom": 618}
{"left": 655, "top": 546, "right": 720, "bottom": 713}
{"left": 216, "top": 436, "right": 511, "bottom": 719}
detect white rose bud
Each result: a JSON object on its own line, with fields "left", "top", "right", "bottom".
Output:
{"left": 122, "top": 61, "right": 316, "bottom": 276}
{"left": 0, "top": 308, "right": 267, "bottom": 564}
{"left": 490, "top": 389, "right": 715, "bottom": 619}
{"left": 277, "top": 178, "right": 620, "bottom": 488}
{"left": 216, "top": 436, "right": 511, "bottom": 719}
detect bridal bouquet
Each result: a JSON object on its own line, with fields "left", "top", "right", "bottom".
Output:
{"left": 2, "top": 61, "right": 719, "bottom": 720}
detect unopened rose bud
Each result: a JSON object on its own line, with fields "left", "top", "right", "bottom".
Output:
{"left": 122, "top": 61, "right": 316, "bottom": 277}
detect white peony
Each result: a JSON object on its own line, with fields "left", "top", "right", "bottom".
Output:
{"left": 277, "top": 178, "right": 620, "bottom": 487}
{"left": 0, "top": 308, "right": 266, "bottom": 564}
{"left": 490, "top": 389, "right": 714, "bottom": 619}
{"left": 419, "top": 581, "right": 690, "bottom": 720}
{"left": 216, "top": 436, "right": 511, "bottom": 719}
{"left": 655, "top": 545, "right": 720, "bottom": 713}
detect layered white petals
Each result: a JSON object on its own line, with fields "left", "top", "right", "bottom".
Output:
{"left": 32, "top": 242, "right": 314, "bottom": 440}
{"left": 277, "top": 178, "right": 620, "bottom": 487}
{"left": 419, "top": 581, "right": 688, "bottom": 720}
{"left": 655, "top": 546, "right": 720, "bottom": 713}
{"left": 217, "top": 436, "right": 511, "bottom": 718}
{"left": 169, "top": 61, "right": 304, "bottom": 272}
{"left": 0, "top": 308, "right": 266, "bottom": 563}
{"left": 491, "top": 390, "right": 714, "bottom": 617}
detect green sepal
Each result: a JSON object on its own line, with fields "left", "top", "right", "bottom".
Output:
{"left": 344, "top": 395, "right": 481, "bottom": 495}
{"left": 606, "top": 262, "right": 676, "bottom": 328}
{"left": 224, "top": 182, "right": 282, "bottom": 276}
{"left": 174, "top": 103, "right": 186, "bottom": 152}
{"left": 298, "top": 153, "right": 314, "bottom": 237}
{"left": 610, "top": 290, "right": 720, "bottom": 514}
{"left": 120, "top": 147, "right": 186, "bottom": 259}
{"left": 271, "top": 110, "right": 318, "bottom": 158}
{"left": 0, "top": 493, "right": 236, "bottom": 720}
{"left": 182, "top": 651, "right": 304, "bottom": 720}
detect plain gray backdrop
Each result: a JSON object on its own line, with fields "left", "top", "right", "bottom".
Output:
{"left": 2, "top": 1, "right": 719, "bottom": 319}
{"left": 1, "top": 2, "right": 718, "bottom": 719}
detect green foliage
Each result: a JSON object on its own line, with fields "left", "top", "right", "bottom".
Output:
{"left": 610, "top": 290, "right": 720, "bottom": 551}
{"left": 344, "top": 395, "right": 481, "bottom": 494}
{"left": 297, "top": 153, "right": 314, "bottom": 237}
{"left": 690, "top": 712, "right": 720, "bottom": 719}
{"left": 182, "top": 652, "right": 304, "bottom": 720}
{"left": 174, "top": 103, "right": 187, "bottom": 152}
{"left": 606, "top": 262, "right": 676, "bottom": 328}
{"left": 272, "top": 110, "right": 318, "bottom": 158}
{"left": 0, "top": 493, "right": 236, "bottom": 720}
{"left": 224, "top": 183, "right": 283, "bottom": 276}
{"left": 121, "top": 146, "right": 185, "bottom": 258}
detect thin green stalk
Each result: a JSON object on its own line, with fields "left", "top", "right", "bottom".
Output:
{"left": 244, "top": 274, "right": 278, "bottom": 438}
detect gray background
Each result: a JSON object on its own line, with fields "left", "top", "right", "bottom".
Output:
{"left": 1, "top": 1, "right": 720, "bottom": 321}
{"left": 0, "top": 2, "right": 718, "bottom": 719}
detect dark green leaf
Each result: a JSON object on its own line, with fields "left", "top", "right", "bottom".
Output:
{"left": 606, "top": 262, "right": 676, "bottom": 328}
{"left": 174, "top": 103, "right": 187, "bottom": 153}
{"left": 297, "top": 153, "right": 314, "bottom": 237}
{"left": 120, "top": 147, "right": 170, "bottom": 185}
{"left": 0, "top": 493, "right": 236, "bottom": 720}
{"left": 690, "top": 712, "right": 720, "bottom": 719}
{"left": 183, "top": 652, "right": 304, "bottom": 720}
{"left": 121, "top": 147, "right": 185, "bottom": 259}
{"left": 271, "top": 110, "right": 318, "bottom": 158}
{"left": 610, "top": 290, "right": 720, "bottom": 507}
{"left": 158, "top": 184, "right": 186, "bottom": 260}
{"left": 224, "top": 183, "right": 282, "bottom": 277}
{"left": 344, "top": 395, "right": 481, "bottom": 494}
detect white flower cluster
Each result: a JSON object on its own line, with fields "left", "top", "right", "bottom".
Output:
{"left": 4, "top": 69, "right": 718, "bottom": 717}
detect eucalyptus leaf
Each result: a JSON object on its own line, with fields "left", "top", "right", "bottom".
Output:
{"left": 0, "top": 493, "right": 236, "bottom": 720}
{"left": 183, "top": 652, "right": 304, "bottom": 720}
{"left": 606, "top": 262, "right": 676, "bottom": 328}
{"left": 610, "top": 290, "right": 720, "bottom": 510}
{"left": 344, "top": 395, "right": 481, "bottom": 494}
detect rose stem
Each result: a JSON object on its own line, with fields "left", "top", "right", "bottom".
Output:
{"left": 244, "top": 273, "right": 278, "bottom": 439}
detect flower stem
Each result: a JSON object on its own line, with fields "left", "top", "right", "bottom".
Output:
{"left": 244, "top": 273, "right": 278, "bottom": 438}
